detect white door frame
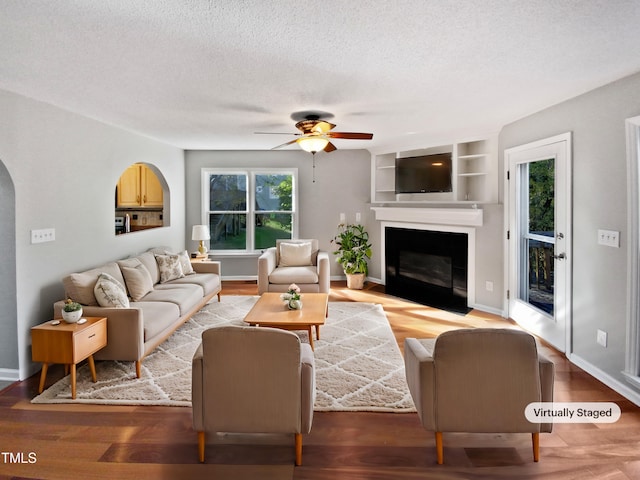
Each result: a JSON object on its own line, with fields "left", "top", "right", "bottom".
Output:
{"left": 504, "top": 132, "right": 572, "bottom": 353}
{"left": 624, "top": 116, "right": 640, "bottom": 385}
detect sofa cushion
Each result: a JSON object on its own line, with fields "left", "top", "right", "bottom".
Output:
{"left": 94, "top": 273, "right": 130, "bottom": 308}
{"left": 279, "top": 241, "right": 312, "bottom": 267}
{"left": 141, "top": 284, "right": 202, "bottom": 315}
{"left": 131, "top": 301, "right": 182, "bottom": 342}
{"left": 135, "top": 251, "right": 161, "bottom": 284}
{"left": 177, "top": 250, "right": 195, "bottom": 275}
{"left": 155, "top": 254, "right": 185, "bottom": 283}
{"left": 166, "top": 272, "right": 220, "bottom": 296}
{"left": 269, "top": 266, "right": 319, "bottom": 284}
{"left": 118, "top": 258, "right": 154, "bottom": 301}
{"left": 63, "top": 262, "right": 126, "bottom": 306}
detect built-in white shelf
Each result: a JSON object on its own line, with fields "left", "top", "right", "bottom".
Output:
{"left": 371, "top": 136, "right": 498, "bottom": 204}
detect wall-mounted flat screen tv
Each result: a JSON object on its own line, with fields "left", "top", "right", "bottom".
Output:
{"left": 395, "top": 153, "right": 453, "bottom": 194}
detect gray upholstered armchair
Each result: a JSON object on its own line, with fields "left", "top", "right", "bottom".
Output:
{"left": 192, "top": 325, "right": 315, "bottom": 465}
{"left": 404, "top": 328, "right": 555, "bottom": 464}
{"left": 258, "top": 239, "right": 330, "bottom": 294}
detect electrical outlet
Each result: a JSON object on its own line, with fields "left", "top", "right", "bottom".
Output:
{"left": 339, "top": 213, "right": 346, "bottom": 223}
{"left": 485, "top": 281, "right": 494, "bottom": 292}
{"left": 355, "top": 212, "right": 361, "bottom": 223}
{"left": 31, "top": 228, "right": 56, "bottom": 244}
{"left": 598, "top": 229, "right": 620, "bottom": 248}
{"left": 597, "top": 329, "right": 608, "bottom": 347}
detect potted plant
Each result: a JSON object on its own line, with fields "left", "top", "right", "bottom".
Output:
{"left": 61, "top": 298, "right": 83, "bottom": 323}
{"left": 331, "top": 223, "right": 372, "bottom": 289}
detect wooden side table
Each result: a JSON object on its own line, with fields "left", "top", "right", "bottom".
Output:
{"left": 31, "top": 317, "right": 107, "bottom": 399}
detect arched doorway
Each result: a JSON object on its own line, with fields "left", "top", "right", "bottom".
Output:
{"left": 0, "top": 159, "right": 18, "bottom": 380}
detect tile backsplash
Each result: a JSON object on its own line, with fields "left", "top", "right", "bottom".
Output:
{"left": 116, "top": 209, "right": 163, "bottom": 227}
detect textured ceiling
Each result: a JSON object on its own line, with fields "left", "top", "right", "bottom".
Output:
{"left": 2, "top": 0, "right": 640, "bottom": 152}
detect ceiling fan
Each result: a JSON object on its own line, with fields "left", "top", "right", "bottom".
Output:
{"left": 256, "top": 113, "right": 373, "bottom": 154}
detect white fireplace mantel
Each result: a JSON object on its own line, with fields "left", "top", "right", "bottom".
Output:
{"left": 370, "top": 207, "right": 483, "bottom": 227}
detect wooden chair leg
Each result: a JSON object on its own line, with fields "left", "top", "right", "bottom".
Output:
{"left": 135, "top": 360, "right": 141, "bottom": 379}
{"left": 198, "top": 431, "right": 205, "bottom": 462}
{"left": 295, "top": 433, "right": 302, "bottom": 466}
{"left": 532, "top": 432, "right": 540, "bottom": 462}
{"left": 435, "top": 431, "right": 444, "bottom": 465}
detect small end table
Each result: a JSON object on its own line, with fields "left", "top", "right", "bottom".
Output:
{"left": 31, "top": 317, "right": 107, "bottom": 399}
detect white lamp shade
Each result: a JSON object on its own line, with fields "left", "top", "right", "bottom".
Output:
{"left": 192, "top": 225, "right": 210, "bottom": 241}
{"left": 297, "top": 135, "right": 329, "bottom": 153}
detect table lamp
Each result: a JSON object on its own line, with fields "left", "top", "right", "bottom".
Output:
{"left": 192, "top": 225, "right": 210, "bottom": 258}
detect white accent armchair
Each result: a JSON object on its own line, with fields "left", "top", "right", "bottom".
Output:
{"left": 258, "top": 239, "right": 330, "bottom": 294}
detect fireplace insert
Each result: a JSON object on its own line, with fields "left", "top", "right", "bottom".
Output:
{"left": 385, "top": 227, "right": 469, "bottom": 314}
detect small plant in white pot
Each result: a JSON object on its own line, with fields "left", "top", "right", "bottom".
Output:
{"left": 331, "top": 223, "right": 372, "bottom": 290}
{"left": 61, "top": 298, "right": 83, "bottom": 323}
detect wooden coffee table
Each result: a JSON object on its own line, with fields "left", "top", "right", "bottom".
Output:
{"left": 243, "top": 293, "right": 329, "bottom": 350}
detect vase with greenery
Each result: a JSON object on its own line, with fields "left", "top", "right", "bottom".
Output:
{"left": 61, "top": 298, "right": 83, "bottom": 323}
{"left": 331, "top": 223, "right": 372, "bottom": 289}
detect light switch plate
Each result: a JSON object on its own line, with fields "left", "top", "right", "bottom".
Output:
{"left": 31, "top": 228, "right": 55, "bottom": 244}
{"left": 598, "top": 229, "right": 619, "bottom": 248}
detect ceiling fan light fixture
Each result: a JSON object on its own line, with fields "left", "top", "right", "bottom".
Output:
{"left": 297, "top": 135, "right": 329, "bottom": 153}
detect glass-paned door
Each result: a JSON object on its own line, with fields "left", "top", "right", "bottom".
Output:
{"left": 506, "top": 133, "right": 571, "bottom": 352}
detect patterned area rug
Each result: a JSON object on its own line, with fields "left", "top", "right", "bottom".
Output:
{"left": 31, "top": 296, "right": 416, "bottom": 412}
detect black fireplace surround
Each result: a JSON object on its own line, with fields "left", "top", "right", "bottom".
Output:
{"left": 385, "top": 227, "right": 469, "bottom": 313}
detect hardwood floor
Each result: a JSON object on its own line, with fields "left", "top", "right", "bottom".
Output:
{"left": 2, "top": 281, "right": 640, "bottom": 479}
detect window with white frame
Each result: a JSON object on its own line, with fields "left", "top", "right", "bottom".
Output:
{"left": 201, "top": 168, "right": 298, "bottom": 252}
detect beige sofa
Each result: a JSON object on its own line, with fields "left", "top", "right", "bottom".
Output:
{"left": 53, "top": 248, "right": 222, "bottom": 378}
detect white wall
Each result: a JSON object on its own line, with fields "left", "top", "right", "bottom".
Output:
{"left": 500, "top": 70, "right": 640, "bottom": 399}
{"left": 0, "top": 89, "right": 186, "bottom": 380}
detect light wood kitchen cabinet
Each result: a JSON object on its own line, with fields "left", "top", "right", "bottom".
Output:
{"left": 117, "top": 164, "right": 163, "bottom": 207}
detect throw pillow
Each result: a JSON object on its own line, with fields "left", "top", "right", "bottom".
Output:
{"left": 177, "top": 250, "right": 195, "bottom": 275}
{"left": 155, "top": 254, "right": 185, "bottom": 283}
{"left": 279, "top": 242, "right": 313, "bottom": 267}
{"left": 94, "top": 273, "right": 130, "bottom": 308}
{"left": 119, "top": 260, "right": 154, "bottom": 301}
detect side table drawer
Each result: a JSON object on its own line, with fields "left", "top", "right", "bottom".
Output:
{"left": 73, "top": 322, "right": 107, "bottom": 361}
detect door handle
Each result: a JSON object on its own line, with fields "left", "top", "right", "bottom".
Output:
{"left": 553, "top": 252, "right": 566, "bottom": 260}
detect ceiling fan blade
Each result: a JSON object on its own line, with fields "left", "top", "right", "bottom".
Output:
{"left": 327, "top": 132, "right": 373, "bottom": 140}
{"left": 271, "top": 139, "right": 299, "bottom": 150}
{"left": 324, "top": 142, "right": 337, "bottom": 153}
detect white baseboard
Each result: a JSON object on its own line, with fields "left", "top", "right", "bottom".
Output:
{"left": 569, "top": 353, "right": 640, "bottom": 407}
{"left": 470, "top": 303, "right": 506, "bottom": 317}
{"left": 222, "top": 275, "right": 257, "bottom": 281}
{"left": 0, "top": 368, "right": 20, "bottom": 382}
